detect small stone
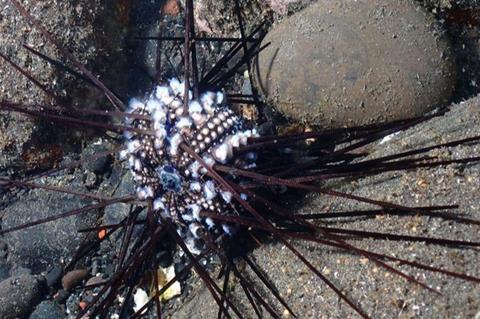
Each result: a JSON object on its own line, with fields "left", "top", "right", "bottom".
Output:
{"left": 163, "top": 0, "right": 180, "bottom": 16}
{"left": 0, "top": 260, "right": 10, "bottom": 282}
{"left": 0, "top": 240, "right": 7, "bottom": 252}
{"left": 0, "top": 274, "right": 45, "bottom": 319}
{"left": 84, "top": 275, "right": 106, "bottom": 288}
{"left": 53, "top": 289, "right": 70, "bottom": 303}
{"left": 61, "top": 269, "right": 88, "bottom": 291}
{"left": 83, "top": 139, "right": 114, "bottom": 175}
{"left": 282, "top": 308, "right": 292, "bottom": 318}
{"left": 45, "top": 266, "right": 63, "bottom": 288}
{"left": 254, "top": 0, "right": 456, "bottom": 129}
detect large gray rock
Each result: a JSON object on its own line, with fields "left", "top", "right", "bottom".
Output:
{"left": 2, "top": 186, "right": 98, "bottom": 273}
{"left": 0, "top": 0, "right": 127, "bottom": 174}
{"left": 167, "top": 93, "right": 480, "bottom": 319}
{"left": 0, "top": 274, "right": 45, "bottom": 319}
{"left": 29, "top": 301, "right": 66, "bottom": 319}
{"left": 254, "top": 0, "right": 457, "bottom": 128}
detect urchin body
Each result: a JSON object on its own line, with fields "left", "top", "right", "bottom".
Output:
{"left": 123, "top": 78, "right": 258, "bottom": 252}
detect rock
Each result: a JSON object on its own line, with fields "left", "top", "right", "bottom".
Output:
{"left": 254, "top": 0, "right": 456, "bottom": 128}
{"left": 29, "top": 300, "right": 66, "bottom": 319}
{"left": 263, "top": 0, "right": 304, "bottom": 14}
{"left": 0, "top": 0, "right": 127, "bottom": 174}
{"left": 2, "top": 186, "right": 98, "bottom": 273}
{"left": 103, "top": 167, "right": 135, "bottom": 227}
{"left": 82, "top": 138, "right": 114, "bottom": 176}
{"left": 421, "top": 0, "right": 480, "bottom": 9}
{"left": 61, "top": 269, "right": 88, "bottom": 291}
{"left": 84, "top": 275, "right": 107, "bottom": 288}
{"left": 0, "top": 274, "right": 45, "bottom": 319}
{"left": 0, "top": 240, "right": 7, "bottom": 259}
{"left": 9, "top": 265, "right": 32, "bottom": 276}
{"left": 53, "top": 289, "right": 70, "bottom": 304}
{"left": 194, "top": 0, "right": 268, "bottom": 35}
{"left": 0, "top": 260, "right": 10, "bottom": 282}
{"left": 167, "top": 94, "right": 480, "bottom": 319}
{"left": 163, "top": 0, "right": 181, "bottom": 16}
{"left": 442, "top": 7, "right": 480, "bottom": 100}
{"left": 45, "top": 266, "right": 63, "bottom": 288}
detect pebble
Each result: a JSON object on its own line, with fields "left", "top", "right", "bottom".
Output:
{"left": 0, "top": 240, "right": 8, "bottom": 252}
{"left": 83, "top": 139, "right": 114, "bottom": 175}
{"left": 254, "top": 0, "right": 456, "bottom": 128}
{"left": 84, "top": 275, "right": 106, "bottom": 288}
{"left": 0, "top": 260, "right": 10, "bottom": 282}
{"left": 45, "top": 266, "right": 63, "bottom": 288}
{"left": 163, "top": 0, "right": 180, "bottom": 16}
{"left": 61, "top": 269, "right": 88, "bottom": 291}
{"left": 0, "top": 240, "right": 7, "bottom": 259}
{"left": 0, "top": 274, "right": 45, "bottom": 319}
{"left": 53, "top": 289, "right": 70, "bottom": 304}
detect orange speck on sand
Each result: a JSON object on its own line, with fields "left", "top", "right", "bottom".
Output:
{"left": 98, "top": 229, "right": 107, "bottom": 240}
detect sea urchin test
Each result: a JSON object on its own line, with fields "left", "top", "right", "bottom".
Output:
{"left": 122, "top": 79, "right": 258, "bottom": 253}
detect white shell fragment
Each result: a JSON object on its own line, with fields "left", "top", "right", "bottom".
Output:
{"left": 133, "top": 288, "right": 149, "bottom": 315}
{"left": 157, "top": 266, "right": 182, "bottom": 302}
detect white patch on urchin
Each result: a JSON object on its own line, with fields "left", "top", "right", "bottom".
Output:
{"left": 127, "top": 140, "right": 141, "bottom": 153}
{"left": 137, "top": 186, "right": 154, "bottom": 199}
{"left": 212, "top": 143, "right": 230, "bottom": 163}
{"left": 188, "top": 100, "right": 203, "bottom": 114}
{"left": 155, "top": 85, "right": 174, "bottom": 104}
{"left": 153, "top": 198, "right": 165, "bottom": 210}
{"left": 203, "top": 180, "right": 217, "bottom": 200}
{"left": 146, "top": 99, "right": 163, "bottom": 113}
{"left": 153, "top": 107, "right": 167, "bottom": 124}
{"left": 119, "top": 149, "right": 128, "bottom": 159}
{"left": 188, "top": 204, "right": 201, "bottom": 221}
{"left": 169, "top": 133, "right": 183, "bottom": 156}
{"left": 220, "top": 190, "right": 232, "bottom": 203}
{"left": 222, "top": 224, "right": 237, "bottom": 236}
{"left": 189, "top": 161, "right": 201, "bottom": 178}
{"left": 205, "top": 217, "right": 215, "bottom": 229}
{"left": 128, "top": 98, "right": 144, "bottom": 111}
{"left": 169, "top": 78, "right": 181, "bottom": 94}
{"left": 175, "top": 117, "right": 192, "bottom": 130}
{"left": 189, "top": 182, "right": 201, "bottom": 192}
{"left": 134, "top": 158, "right": 142, "bottom": 171}
{"left": 200, "top": 92, "right": 216, "bottom": 114}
